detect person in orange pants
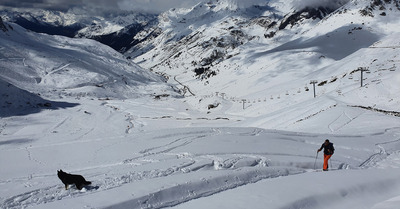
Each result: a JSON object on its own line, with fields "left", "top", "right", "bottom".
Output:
{"left": 318, "top": 139, "right": 335, "bottom": 171}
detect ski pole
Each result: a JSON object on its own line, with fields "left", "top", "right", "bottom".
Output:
{"left": 314, "top": 152, "right": 319, "bottom": 169}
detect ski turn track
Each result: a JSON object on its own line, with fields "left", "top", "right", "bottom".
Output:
{"left": 104, "top": 167, "right": 301, "bottom": 209}
{"left": 0, "top": 161, "right": 301, "bottom": 209}
{"left": 2, "top": 127, "right": 400, "bottom": 208}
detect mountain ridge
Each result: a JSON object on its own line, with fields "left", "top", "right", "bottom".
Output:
{"left": 0, "top": 9, "right": 157, "bottom": 52}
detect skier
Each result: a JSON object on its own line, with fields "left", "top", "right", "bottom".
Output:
{"left": 317, "top": 139, "right": 334, "bottom": 171}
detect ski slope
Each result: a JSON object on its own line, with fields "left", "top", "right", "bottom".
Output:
{"left": 1, "top": 1, "right": 400, "bottom": 208}
{"left": 1, "top": 95, "right": 400, "bottom": 209}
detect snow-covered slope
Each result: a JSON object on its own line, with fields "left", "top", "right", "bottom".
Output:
{"left": 130, "top": 0, "right": 400, "bottom": 133}
{"left": 0, "top": 19, "right": 177, "bottom": 117}
{"left": 1, "top": 104, "right": 400, "bottom": 209}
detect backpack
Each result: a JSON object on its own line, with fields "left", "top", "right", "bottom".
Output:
{"left": 330, "top": 143, "right": 335, "bottom": 154}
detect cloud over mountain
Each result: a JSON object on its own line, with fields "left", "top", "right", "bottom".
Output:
{"left": 292, "top": 0, "right": 350, "bottom": 10}
{"left": 0, "top": 0, "right": 200, "bottom": 13}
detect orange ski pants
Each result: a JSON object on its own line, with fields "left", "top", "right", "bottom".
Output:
{"left": 323, "top": 154, "right": 332, "bottom": 170}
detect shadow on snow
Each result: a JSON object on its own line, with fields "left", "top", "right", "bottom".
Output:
{"left": 0, "top": 80, "right": 79, "bottom": 117}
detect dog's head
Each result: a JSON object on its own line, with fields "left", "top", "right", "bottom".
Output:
{"left": 57, "top": 169, "right": 65, "bottom": 178}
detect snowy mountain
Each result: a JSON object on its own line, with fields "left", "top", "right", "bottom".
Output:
{"left": 0, "top": 9, "right": 157, "bottom": 52}
{"left": 129, "top": 0, "right": 400, "bottom": 131}
{"left": 129, "top": 0, "right": 345, "bottom": 83}
{"left": 0, "top": 18, "right": 177, "bottom": 117}
{"left": 1, "top": 1, "right": 400, "bottom": 209}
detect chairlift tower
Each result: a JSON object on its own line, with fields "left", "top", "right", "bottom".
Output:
{"left": 310, "top": 80, "right": 318, "bottom": 98}
{"left": 359, "top": 67, "right": 368, "bottom": 87}
{"left": 241, "top": 99, "right": 246, "bottom": 110}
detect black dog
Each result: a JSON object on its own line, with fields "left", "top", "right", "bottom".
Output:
{"left": 57, "top": 169, "right": 91, "bottom": 190}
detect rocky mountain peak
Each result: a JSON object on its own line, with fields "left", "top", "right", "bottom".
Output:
{"left": 0, "top": 16, "right": 8, "bottom": 32}
{"left": 360, "top": 0, "right": 400, "bottom": 16}
{"left": 278, "top": 6, "right": 335, "bottom": 30}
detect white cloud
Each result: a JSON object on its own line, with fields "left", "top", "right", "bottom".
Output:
{"left": 233, "top": 0, "right": 268, "bottom": 8}
{"left": 0, "top": 0, "right": 201, "bottom": 13}
{"left": 292, "top": 0, "right": 350, "bottom": 10}
{"left": 0, "top": 0, "right": 271, "bottom": 14}
{"left": 117, "top": 0, "right": 201, "bottom": 13}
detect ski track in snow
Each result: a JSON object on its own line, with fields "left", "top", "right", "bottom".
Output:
{"left": 0, "top": 127, "right": 321, "bottom": 209}
{"left": 0, "top": 153, "right": 297, "bottom": 209}
{"left": 0, "top": 130, "right": 200, "bottom": 208}
{"left": 360, "top": 137, "right": 400, "bottom": 168}
{"left": 328, "top": 110, "right": 360, "bottom": 132}
{"left": 0, "top": 146, "right": 340, "bottom": 209}
{"left": 0, "top": 57, "right": 28, "bottom": 67}
{"left": 107, "top": 167, "right": 299, "bottom": 209}
{"left": 47, "top": 63, "right": 71, "bottom": 75}
{"left": 1, "top": 108, "right": 399, "bottom": 209}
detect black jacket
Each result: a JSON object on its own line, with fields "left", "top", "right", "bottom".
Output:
{"left": 320, "top": 142, "right": 334, "bottom": 155}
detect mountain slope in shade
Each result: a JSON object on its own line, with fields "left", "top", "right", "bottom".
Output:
{"left": 0, "top": 20, "right": 177, "bottom": 117}
{"left": 0, "top": 9, "right": 158, "bottom": 52}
